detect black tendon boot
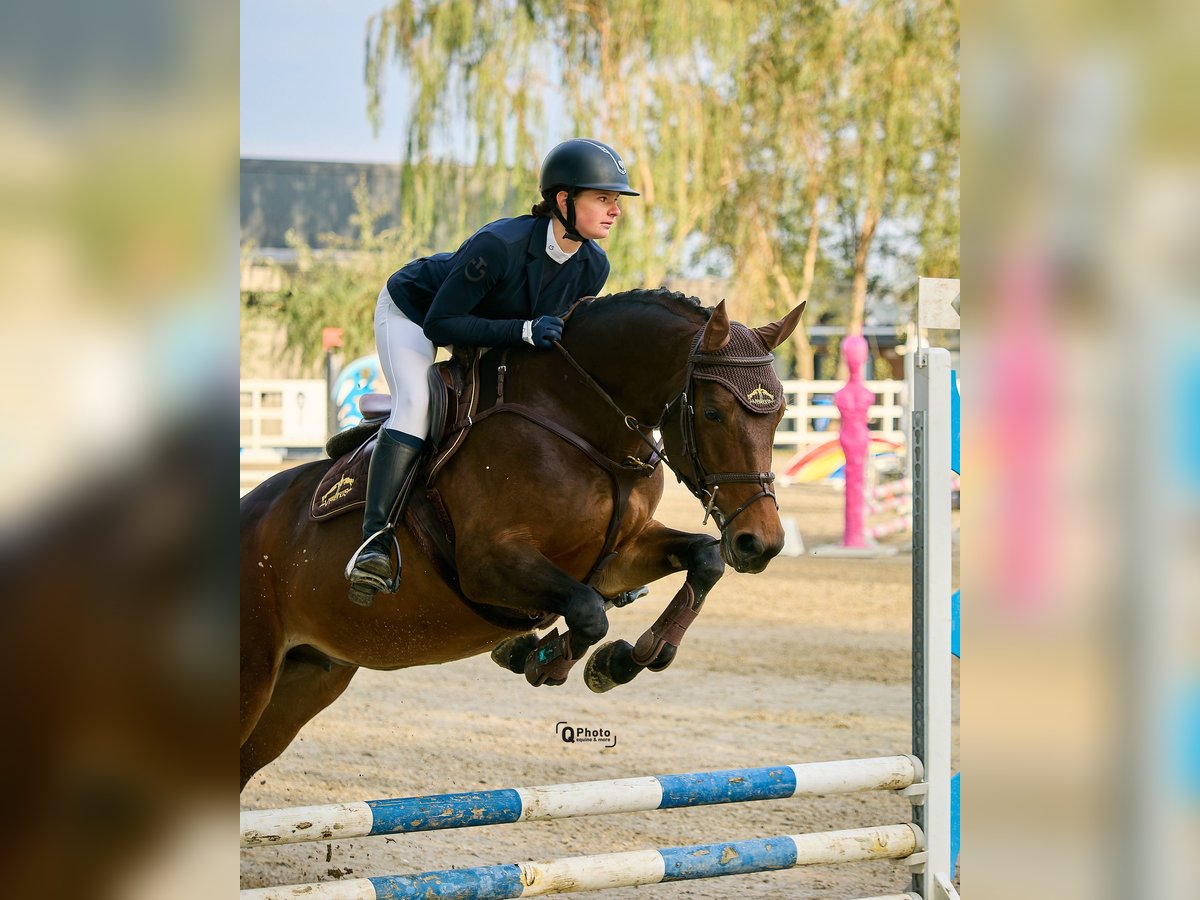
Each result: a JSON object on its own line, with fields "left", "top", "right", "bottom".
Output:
{"left": 346, "top": 429, "right": 422, "bottom": 606}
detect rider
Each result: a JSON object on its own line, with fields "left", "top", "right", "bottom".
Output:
{"left": 347, "top": 138, "right": 640, "bottom": 605}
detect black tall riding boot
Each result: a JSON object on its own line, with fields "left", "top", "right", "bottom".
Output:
{"left": 346, "top": 429, "right": 423, "bottom": 606}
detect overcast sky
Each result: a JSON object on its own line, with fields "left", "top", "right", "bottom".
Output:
{"left": 240, "top": 0, "right": 408, "bottom": 162}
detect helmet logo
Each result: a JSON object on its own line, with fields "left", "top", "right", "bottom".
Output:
{"left": 582, "top": 140, "right": 627, "bottom": 175}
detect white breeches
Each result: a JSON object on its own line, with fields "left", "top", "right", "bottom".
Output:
{"left": 374, "top": 287, "right": 435, "bottom": 438}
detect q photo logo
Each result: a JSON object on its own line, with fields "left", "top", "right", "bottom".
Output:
{"left": 556, "top": 721, "right": 617, "bottom": 749}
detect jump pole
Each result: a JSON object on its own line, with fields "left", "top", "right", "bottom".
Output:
{"left": 911, "top": 276, "right": 960, "bottom": 900}
{"left": 242, "top": 755, "right": 920, "bottom": 847}
{"left": 241, "top": 823, "right": 924, "bottom": 900}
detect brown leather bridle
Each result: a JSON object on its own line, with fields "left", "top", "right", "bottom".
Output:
{"left": 661, "top": 330, "right": 779, "bottom": 531}
{"left": 553, "top": 328, "right": 778, "bottom": 535}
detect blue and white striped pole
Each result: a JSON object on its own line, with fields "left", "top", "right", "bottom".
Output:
{"left": 241, "top": 823, "right": 923, "bottom": 900}
{"left": 242, "top": 756, "right": 919, "bottom": 848}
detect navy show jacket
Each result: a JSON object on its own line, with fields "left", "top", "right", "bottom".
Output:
{"left": 386, "top": 215, "right": 610, "bottom": 348}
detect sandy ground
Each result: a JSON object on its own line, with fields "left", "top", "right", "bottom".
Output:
{"left": 240, "top": 468, "right": 959, "bottom": 899}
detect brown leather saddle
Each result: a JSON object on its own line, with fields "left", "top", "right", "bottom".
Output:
{"left": 310, "top": 350, "right": 483, "bottom": 522}
{"left": 310, "top": 349, "right": 550, "bottom": 631}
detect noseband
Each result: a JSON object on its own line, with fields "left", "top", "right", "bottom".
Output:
{"left": 553, "top": 328, "right": 778, "bottom": 535}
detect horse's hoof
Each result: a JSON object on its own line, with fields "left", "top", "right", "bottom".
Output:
{"left": 646, "top": 645, "right": 677, "bottom": 672}
{"left": 611, "top": 585, "right": 649, "bottom": 608}
{"left": 584, "top": 640, "right": 638, "bottom": 694}
{"left": 490, "top": 634, "right": 539, "bottom": 674}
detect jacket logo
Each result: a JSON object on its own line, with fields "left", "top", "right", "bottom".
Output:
{"left": 746, "top": 385, "right": 775, "bottom": 405}
{"left": 319, "top": 475, "right": 354, "bottom": 508}
{"left": 464, "top": 256, "right": 488, "bottom": 282}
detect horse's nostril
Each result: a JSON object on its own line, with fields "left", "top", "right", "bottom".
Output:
{"left": 734, "top": 532, "right": 764, "bottom": 559}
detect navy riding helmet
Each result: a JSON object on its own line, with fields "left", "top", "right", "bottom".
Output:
{"left": 538, "top": 139, "right": 639, "bottom": 240}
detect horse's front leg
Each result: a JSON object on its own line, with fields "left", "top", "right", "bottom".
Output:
{"left": 584, "top": 523, "right": 724, "bottom": 693}
{"left": 459, "top": 539, "right": 608, "bottom": 687}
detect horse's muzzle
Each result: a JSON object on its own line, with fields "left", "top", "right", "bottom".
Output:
{"left": 721, "top": 528, "right": 783, "bottom": 574}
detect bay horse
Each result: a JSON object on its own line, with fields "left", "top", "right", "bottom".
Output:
{"left": 240, "top": 289, "right": 804, "bottom": 789}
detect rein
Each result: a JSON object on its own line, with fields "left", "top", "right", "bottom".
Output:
{"left": 552, "top": 329, "right": 778, "bottom": 535}
{"left": 551, "top": 342, "right": 664, "bottom": 471}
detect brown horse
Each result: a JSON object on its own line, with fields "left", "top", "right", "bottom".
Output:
{"left": 240, "top": 289, "right": 804, "bottom": 789}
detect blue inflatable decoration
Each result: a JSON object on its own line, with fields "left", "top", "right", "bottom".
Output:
{"left": 332, "top": 354, "right": 382, "bottom": 431}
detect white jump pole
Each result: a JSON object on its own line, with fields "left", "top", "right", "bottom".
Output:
{"left": 242, "top": 755, "right": 920, "bottom": 848}
{"left": 241, "top": 823, "right": 924, "bottom": 900}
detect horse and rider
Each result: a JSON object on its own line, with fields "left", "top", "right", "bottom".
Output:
{"left": 347, "top": 139, "right": 639, "bottom": 607}
{"left": 239, "top": 138, "right": 804, "bottom": 788}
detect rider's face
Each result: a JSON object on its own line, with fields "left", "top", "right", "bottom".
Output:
{"left": 558, "top": 189, "right": 623, "bottom": 241}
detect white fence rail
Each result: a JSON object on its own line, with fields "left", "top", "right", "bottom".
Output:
{"left": 777, "top": 379, "right": 906, "bottom": 448}
{"left": 238, "top": 378, "right": 908, "bottom": 454}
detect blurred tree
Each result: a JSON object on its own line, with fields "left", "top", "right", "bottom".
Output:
{"left": 250, "top": 178, "right": 425, "bottom": 372}
{"left": 366, "top": 0, "right": 750, "bottom": 294}
{"left": 706, "top": 0, "right": 847, "bottom": 378}
{"left": 341, "top": 0, "right": 958, "bottom": 375}
{"left": 835, "top": 0, "right": 960, "bottom": 338}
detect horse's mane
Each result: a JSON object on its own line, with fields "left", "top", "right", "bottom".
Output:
{"left": 573, "top": 286, "right": 713, "bottom": 322}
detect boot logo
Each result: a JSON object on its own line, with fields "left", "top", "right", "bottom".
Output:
{"left": 746, "top": 384, "right": 775, "bottom": 405}
{"left": 320, "top": 474, "right": 354, "bottom": 508}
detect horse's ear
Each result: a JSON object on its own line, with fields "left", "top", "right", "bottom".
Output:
{"left": 700, "top": 300, "right": 732, "bottom": 352}
{"left": 752, "top": 301, "right": 806, "bottom": 351}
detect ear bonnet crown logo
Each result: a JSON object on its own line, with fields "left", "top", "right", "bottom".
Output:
{"left": 746, "top": 385, "right": 775, "bottom": 405}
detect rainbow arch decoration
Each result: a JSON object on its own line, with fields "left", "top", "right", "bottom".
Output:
{"left": 782, "top": 437, "right": 904, "bottom": 483}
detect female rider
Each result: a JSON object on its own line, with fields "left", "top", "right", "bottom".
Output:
{"left": 347, "top": 139, "right": 639, "bottom": 606}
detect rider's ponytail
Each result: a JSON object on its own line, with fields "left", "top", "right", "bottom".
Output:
{"left": 530, "top": 193, "right": 556, "bottom": 217}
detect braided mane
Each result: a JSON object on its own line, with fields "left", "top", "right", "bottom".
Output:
{"left": 573, "top": 286, "right": 713, "bottom": 322}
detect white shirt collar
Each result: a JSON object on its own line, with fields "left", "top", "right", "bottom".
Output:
{"left": 545, "top": 218, "right": 577, "bottom": 264}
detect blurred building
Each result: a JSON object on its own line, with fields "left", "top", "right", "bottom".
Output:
{"left": 241, "top": 157, "right": 403, "bottom": 251}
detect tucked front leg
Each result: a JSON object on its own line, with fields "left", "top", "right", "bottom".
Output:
{"left": 459, "top": 539, "right": 608, "bottom": 686}
{"left": 585, "top": 523, "right": 725, "bottom": 693}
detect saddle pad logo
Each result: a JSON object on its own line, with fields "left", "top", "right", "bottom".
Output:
{"left": 746, "top": 384, "right": 775, "bottom": 406}
{"left": 320, "top": 474, "right": 355, "bottom": 508}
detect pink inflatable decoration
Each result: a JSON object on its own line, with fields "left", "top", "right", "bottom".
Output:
{"left": 836, "top": 334, "right": 874, "bottom": 547}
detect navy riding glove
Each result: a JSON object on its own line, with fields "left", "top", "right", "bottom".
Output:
{"left": 526, "top": 315, "right": 564, "bottom": 349}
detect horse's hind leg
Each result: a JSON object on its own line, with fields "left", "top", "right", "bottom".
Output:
{"left": 240, "top": 655, "right": 359, "bottom": 790}
{"left": 584, "top": 524, "right": 724, "bottom": 693}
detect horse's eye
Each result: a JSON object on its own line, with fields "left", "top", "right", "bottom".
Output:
{"left": 703, "top": 407, "right": 722, "bottom": 422}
